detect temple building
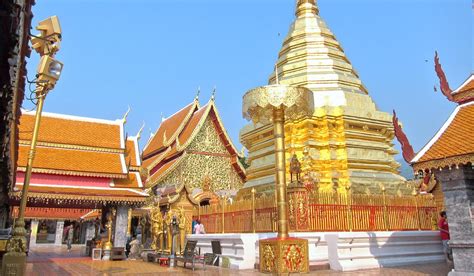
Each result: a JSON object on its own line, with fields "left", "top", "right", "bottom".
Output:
{"left": 10, "top": 110, "right": 147, "bottom": 247}
{"left": 142, "top": 96, "right": 246, "bottom": 207}
{"left": 403, "top": 63, "right": 473, "bottom": 274}
{"left": 0, "top": 0, "right": 34, "bottom": 229}
{"left": 240, "top": 0, "right": 407, "bottom": 196}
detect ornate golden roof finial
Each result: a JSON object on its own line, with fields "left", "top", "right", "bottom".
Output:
{"left": 211, "top": 86, "right": 216, "bottom": 101}
{"left": 296, "top": 0, "right": 319, "bottom": 17}
{"left": 160, "top": 112, "right": 165, "bottom": 122}
{"left": 136, "top": 122, "right": 145, "bottom": 140}
{"left": 195, "top": 86, "right": 200, "bottom": 101}
{"left": 122, "top": 105, "right": 131, "bottom": 124}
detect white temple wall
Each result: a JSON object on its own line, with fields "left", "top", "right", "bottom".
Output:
{"left": 188, "top": 231, "right": 443, "bottom": 271}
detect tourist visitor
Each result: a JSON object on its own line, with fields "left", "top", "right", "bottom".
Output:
{"left": 438, "top": 211, "right": 452, "bottom": 262}
{"left": 66, "top": 224, "right": 74, "bottom": 252}
{"left": 193, "top": 219, "right": 206, "bottom": 234}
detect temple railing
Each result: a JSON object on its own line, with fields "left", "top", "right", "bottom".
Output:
{"left": 193, "top": 187, "right": 438, "bottom": 233}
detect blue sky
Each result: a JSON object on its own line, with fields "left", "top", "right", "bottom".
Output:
{"left": 26, "top": 0, "right": 472, "bottom": 158}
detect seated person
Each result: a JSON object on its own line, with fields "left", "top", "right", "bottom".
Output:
{"left": 128, "top": 235, "right": 141, "bottom": 260}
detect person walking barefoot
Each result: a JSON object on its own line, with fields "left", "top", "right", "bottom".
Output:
{"left": 66, "top": 224, "right": 74, "bottom": 252}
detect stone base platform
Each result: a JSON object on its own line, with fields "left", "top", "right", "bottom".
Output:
{"left": 325, "top": 231, "right": 444, "bottom": 271}
{"left": 188, "top": 231, "right": 443, "bottom": 271}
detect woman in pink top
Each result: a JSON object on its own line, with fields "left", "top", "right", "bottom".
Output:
{"left": 193, "top": 219, "right": 206, "bottom": 234}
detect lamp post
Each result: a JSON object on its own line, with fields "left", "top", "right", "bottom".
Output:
{"left": 242, "top": 84, "right": 313, "bottom": 273}
{"left": 2, "top": 16, "right": 63, "bottom": 276}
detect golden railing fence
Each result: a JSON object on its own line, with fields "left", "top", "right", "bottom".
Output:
{"left": 194, "top": 187, "right": 438, "bottom": 234}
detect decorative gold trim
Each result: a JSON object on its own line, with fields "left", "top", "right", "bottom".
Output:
{"left": 209, "top": 101, "right": 244, "bottom": 158}
{"left": 259, "top": 238, "right": 309, "bottom": 273}
{"left": 144, "top": 147, "right": 171, "bottom": 171}
{"left": 176, "top": 104, "right": 212, "bottom": 152}
{"left": 163, "top": 101, "right": 199, "bottom": 148}
{"left": 453, "top": 89, "right": 474, "bottom": 103}
{"left": 129, "top": 165, "right": 140, "bottom": 171}
{"left": 19, "top": 140, "right": 124, "bottom": 153}
{"left": 16, "top": 166, "right": 127, "bottom": 179}
{"left": 413, "top": 153, "right": 474, "bottom": 171}
{"left": 9, "top": 191, "right": 146, "bottom": 203}
{"left": 147, "top": 153, "right": 187, "bottom": 188}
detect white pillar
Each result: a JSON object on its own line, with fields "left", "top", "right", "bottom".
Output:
{"left": 54, "top": 220, "right": 64, "bottom": 246}
{"left": 29, "top": 220, "right": 39, "bottom": 248}
{"left": 114, "top": 206, "right": 129, "bottom": 248}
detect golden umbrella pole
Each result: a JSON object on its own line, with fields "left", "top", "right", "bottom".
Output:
{"left": 243, "top": 84, "right": 313, "bottom": 273}
{"left": 273, "top": 107, "right": 289, "bottom": 238}
{"left": 1, "top": 91, "right": 46, "bottom": 274}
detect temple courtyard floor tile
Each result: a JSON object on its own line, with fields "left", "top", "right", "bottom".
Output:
{"left": 25, "top": 246, "right": 452, "bottom": 275}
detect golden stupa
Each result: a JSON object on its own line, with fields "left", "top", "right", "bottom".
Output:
{"left": 240, "top": 0, "right": 407, "bottom": 196}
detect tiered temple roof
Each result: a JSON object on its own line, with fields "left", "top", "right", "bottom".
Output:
{"left": 411, "top": 74, "right": 474, "bottom": 171}
{"left": 142, "top": 98, "right": 245, "bottom": 195}
{"left": 11, "top": 111, "right": 147, "bottom": 208}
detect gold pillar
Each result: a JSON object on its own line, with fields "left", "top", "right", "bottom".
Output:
{"left": 1, "top": 93, "right": 45, "bottom": 276}
{"left": 273, "top": 107, "right": 289, "bottom": 238}
{"left": 127, "top": 208, "right": 132, "bottom": 238}
{"left": 382, "top": 186, "right": 389, "bottom": 231}
{"left": 413, "top": 191, "right": 421, "bottom": 230}
{"left": 345, "top": 186, "right": 352, "bottom": 231}
{"left": 242, "top": 84, "right": 313, "bottom": 273}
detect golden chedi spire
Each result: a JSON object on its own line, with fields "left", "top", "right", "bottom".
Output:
{"left": 240, "top": 0, "right": 407, "bottom": 197}
{"left": 270, "top": 0, "right": 367, "bottom": 99}
{"left": 295, "top": 0, "right": 319, "bottom": 17}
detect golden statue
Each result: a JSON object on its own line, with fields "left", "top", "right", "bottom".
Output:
{"left": 150, "top": 207, "right": 164, "bottom": 251}
{"left": 103, "top": 209, "right": 115, "bottom": 250}
{"left": 177, "top": 207, "right": 187, "bottom": 254}
{"left": 289, "top": 154, "right": 302, "bottom": 184}
{"left": 163, "top": 212, "right": 172, "bottom": 252}
{"left": 285, "top": 245, "right": 302, "bottom": 271}
{"left": 262, "top": 245, "right": 275, "bottom": 272}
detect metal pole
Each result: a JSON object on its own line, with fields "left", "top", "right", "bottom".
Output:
{"left": 251, "top": 188, "right": 256, "bottom": 233}
{"left": 345, "top": 186, "right": 352, "bottom": 231}
{"left": 382, "top": 186, "right": 389, "bottom": 231}
{"left": 414, "top": 193, "right": 421, "bottom": 230}
{"left": 273, "top": 107, "right": 289, "bottom": 238}
{"left": 2, "top": 91, "right": 46, "bottom": 275}
{"left": 18, "top": 93, "right": 45, "bottom": 222}
{"left": 221, "top": 196, "right": 226, "bottom": 234}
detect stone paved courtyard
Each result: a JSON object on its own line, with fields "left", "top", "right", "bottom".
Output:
{"left": 23, "top": 246, "right": 453, "bottom": 275}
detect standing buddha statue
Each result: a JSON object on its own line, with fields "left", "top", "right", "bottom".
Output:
{"left": 177, "top": 207, "right": 187, "bottom": 254}
{"left": 150, "top": 207, "right": 163, "bottom": 251}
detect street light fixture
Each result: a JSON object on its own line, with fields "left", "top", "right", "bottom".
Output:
{"left": 2, "top": 15, "right": 63, "bottom": 276}
{"left": 31, "top": 15, "right": 62, "bottom": 56}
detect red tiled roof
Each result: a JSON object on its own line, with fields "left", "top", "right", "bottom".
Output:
{"left": 19, "top": 112, "right": 123, "bottom": 150}
{"left": 412, "top": 102, "right": 474, "bottom": 166}
{"left": 143, "top": 100, "right": 246, "bottom": 188}
{"left": 114, "top": 172, "right": 143, "bottom": 189}
{"left": 142, "top": 102, "right": 197, "bottom": 158}
{"left": 125, "top": 138, "right": 140, "bottom": 168}
{"left": 17, "top": 145, "right": 125, "bottom": 177}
